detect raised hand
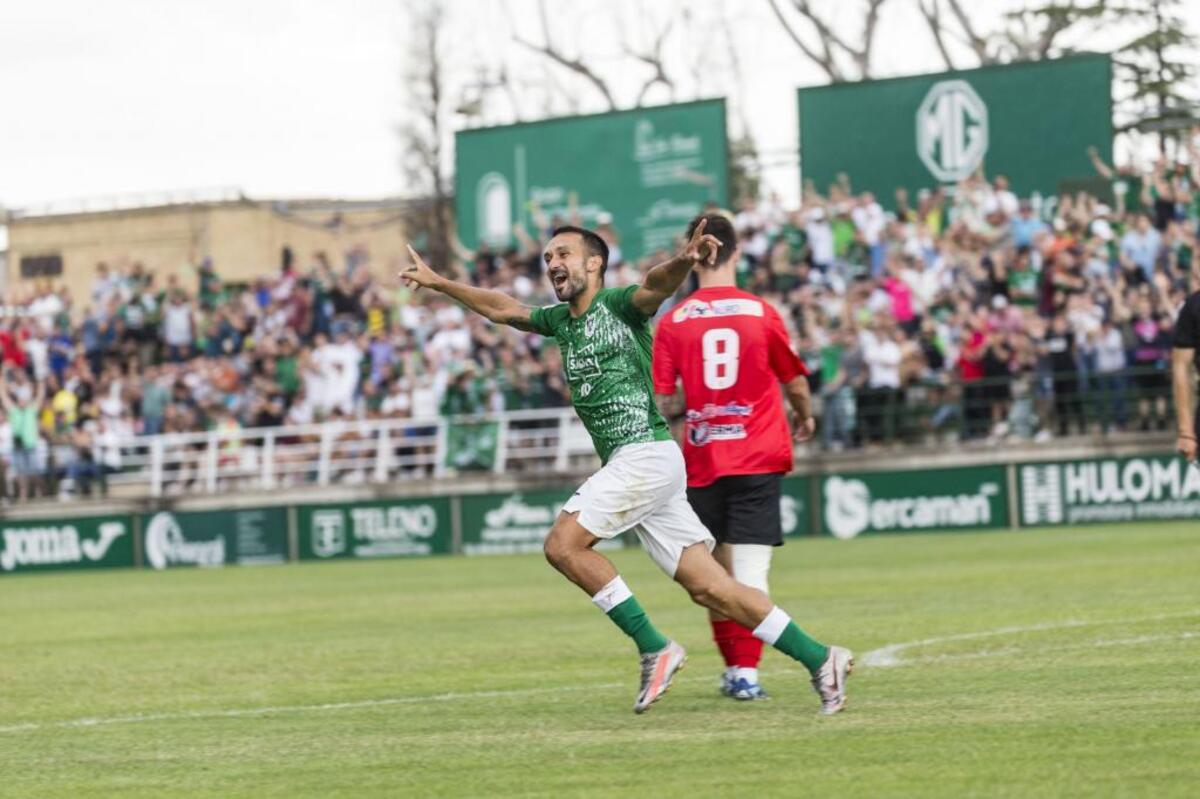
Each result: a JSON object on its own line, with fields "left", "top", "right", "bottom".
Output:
{"left": 682, "top": 218, "right": 723, "bottom": 267}
{"left": 399, "top": 245, "right": 442, "bottom": 291}
{"left": 1178, "top": 434, "right": 1198, "bottom": 464}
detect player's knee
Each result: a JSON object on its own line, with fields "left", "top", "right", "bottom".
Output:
{"left": 543, "top": 526, "right": 574, "bottom": 568}
{"left": 685, "top": 575, "right": 732, "bottom": 611}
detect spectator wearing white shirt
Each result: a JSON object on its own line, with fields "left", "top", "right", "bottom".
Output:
{"left": 858, "top": 317, "right": 903, "bottom": 445}
{"left": 380, "top": 378, "right": 412, "bottom": 418}
{"left": 90, "top": 263, "right": 120, "bottom": 310}
{"left": 1067, "top": 292, "right": 1104, "bottom": 393}
{"left": 426, "top": 306, "right": 472, "bottom": 366}
{"left": 805, "top": 207, "right": 834, "bottom": 272}
{"left": 161, "top": 291, "right": 195, "bottom": 362}
{"left": 1093, "top": 317, "right": 1129, "bottom": 431}
{"left": 984, "top": 175, "right": 1020, "bottom": 219}
{"left": 27, "top": 284, "right": 65, "bottom": 336}
{"left": 1120, "top": 213, "right": 1163, "bottom": 282}
{"left": 852, "top": 192, "right": 888, "bottom": 276}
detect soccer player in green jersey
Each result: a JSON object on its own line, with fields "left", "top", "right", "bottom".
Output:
{"left": 400, "top": 222, "right": 852, "bottom": 714}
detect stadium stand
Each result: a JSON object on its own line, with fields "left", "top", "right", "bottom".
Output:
{"left": 1, "top": 154, "right": 1197, "bottom": 502}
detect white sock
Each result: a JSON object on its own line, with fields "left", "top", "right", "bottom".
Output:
{"left": 733, "top": 667, "right": 759, "bottom": 683}
{"left": 752, "top": 606, "right": 791, "bottom": 645}
{"left": 590, "top": 575, "right": 632, "bottom": 614}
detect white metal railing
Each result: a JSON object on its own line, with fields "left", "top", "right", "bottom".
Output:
{"left": 101, "top": 409, "right": 596, "bottom": 498}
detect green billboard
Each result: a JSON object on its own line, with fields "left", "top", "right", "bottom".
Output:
{"left": 455, "top": 99, "right": 728, "bottom": 261}
{"left": 0, "top": 515, "right": 134, "bottom": 575}
{"left": 297, "top": 497, "right": 452, "bottom": 560}
{"left": 797, "top": 54, "right": 1112, "bottom": 199}
{"left": 780, "top": 474, "right": 812, "bottom": 537}
{"left": 820, "top": 466, "right": 1008, "bottom": 538}
{"left": 460, "top": 487, "right": 631, "bottom": 555}
{"left": 140, "top": 508, "right": 288, "bottom": 569}
{"left": 1019, "top": 454, "right": 1200, "bottom": 526}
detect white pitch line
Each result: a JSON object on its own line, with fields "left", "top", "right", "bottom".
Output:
{"left": 0, "top": 668, "right": 809, "bottom": 736}
{"left": 860, "top": 611, "right": 1200, "bottom": 668}
{"left": 888, "top": 631, "right": 1198, "bottom": 666}
{"left": 5, "top": 612, "right": 1196, "bottom": 735}
{"left": 0, "top": 682, "right": 624, "bottom": 735}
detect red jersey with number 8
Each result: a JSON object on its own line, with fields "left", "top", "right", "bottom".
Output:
{"left": 652, "top": 286, "right": 808, "bottom": 488}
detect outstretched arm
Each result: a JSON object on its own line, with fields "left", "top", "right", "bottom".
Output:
{"left": 1173, "top": 348, "right": 1197, "bottom": 462}
{"left": 1087, "top": 145, "right": 1114, "bottom": 180}
{"left": 784, "top": 375, "right": 816, "bottom": 442}
{"left": 631, "top": 219, "right": 722, "bottom": 316}
{"left": 400, "top": 245, "right": 536, "bottom": 332}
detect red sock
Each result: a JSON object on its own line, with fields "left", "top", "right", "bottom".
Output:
{"left": 710, "top": 619, "right": 741, "bottom": 667}
{"left": 730, "top": 622, "right": 764, "bottom": 668}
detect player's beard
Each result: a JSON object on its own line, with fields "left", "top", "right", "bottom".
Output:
{"left": 553, "top": 270, "right": 586, "bottom": 301}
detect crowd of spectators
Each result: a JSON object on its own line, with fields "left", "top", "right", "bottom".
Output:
{"left": 2, "top": 138, "right": 1198, "bottom": 500}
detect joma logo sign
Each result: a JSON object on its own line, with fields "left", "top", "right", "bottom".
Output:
{"left": 917, "top": 80, "right": 988, "bottom": 182}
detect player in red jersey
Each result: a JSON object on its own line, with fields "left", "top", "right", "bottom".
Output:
{"left": 653, "top": 212, "right": 827, "bottom": 701}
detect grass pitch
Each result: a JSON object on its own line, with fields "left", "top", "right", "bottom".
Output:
{"left": 1, "top": 522, "right": 1197, "bottom": 798}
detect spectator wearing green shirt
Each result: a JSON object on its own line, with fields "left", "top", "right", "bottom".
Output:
{"left": 1007, "top": 247, "right": 1041, "bottom": 308}
{"left": 140, "top": 365, "right": 170, "bottom": 436}
{"left": 2, "top": 369, "right": 45, "bottom": 500}
{"left": 197, "top": 258, "right": 223, "bottom": 309}
{"left": 820, "top": 327, "right": 861, "bottom": 451}
{"left": 440, "top": 365, "right": 483, "bottom": 417}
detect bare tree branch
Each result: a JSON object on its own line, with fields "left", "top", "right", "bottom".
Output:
{"left": 624, "top": 12, "right": 676, "bottom": 107}
{"left": 917, "top": 0, "right": 958, "bottom": 70}
{"left": 720, "top": 0, "right": 752, "bottom": 133}
{"left": 792, "top": 0, "right": 859, "bottom": 63}
{"left": 400, "top": 0, "right": 453, "bottom": 267}
{"left": 1034, "top": 0, "right": 1082, "bottom": 59}
{"left": 945, "top": 0, "right": 995, "bottom": 63}
{"left": 498, "top": 63, "right": 525, "bottom": 123}
{"left": 513, "top": 0, "right": 618, "bottom": 110}
{"left": 766, "top": 0, "right": 845, "bottom": 81}
{"left": 857, "top": 0, "right": 888, "bottom": 77}
{"left": 768, "top": 0, "right": 894, "bottom": 80}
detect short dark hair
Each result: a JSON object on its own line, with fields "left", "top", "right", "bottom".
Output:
{"left": 551, "top": 225, "right": 610, "bottom": 278}
{"left": 686, "top": 213, "right": 737, "bottom": 268}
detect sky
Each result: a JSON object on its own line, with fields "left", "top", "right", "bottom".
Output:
{"left": 1, "top": 0, "right": 1197, "bottom": 215}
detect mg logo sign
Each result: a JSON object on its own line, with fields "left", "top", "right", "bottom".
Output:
{"left": 916, "top": 80, "right": 988, "bottom": 182}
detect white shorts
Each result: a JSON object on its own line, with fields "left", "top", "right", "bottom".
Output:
{"left": 563, "top": 440, "right": 715, "bottom": 576}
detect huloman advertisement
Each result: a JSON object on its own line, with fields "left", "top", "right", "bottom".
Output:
{"left": 1020, "top": 455, "right": 1200, "bottom": 526}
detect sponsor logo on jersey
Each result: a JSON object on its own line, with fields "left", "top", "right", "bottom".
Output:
{"left": 672, "top": 298, "right": 764, "bottom": 323}
{"left": 685, "top": 402, "right": 753, "bottom": 422}
{"left": 686, "top": 422, "right": 746, "bottom": 446}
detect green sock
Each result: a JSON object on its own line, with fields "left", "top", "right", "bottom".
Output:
{"left": 755, "top": 606, "right": 829, "bottom": 674}
{"left": 775, "top": 621, "right": 830, "bottom": 674}
{"left": 604, "top": 595, "right": 670, "bottom": 655}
